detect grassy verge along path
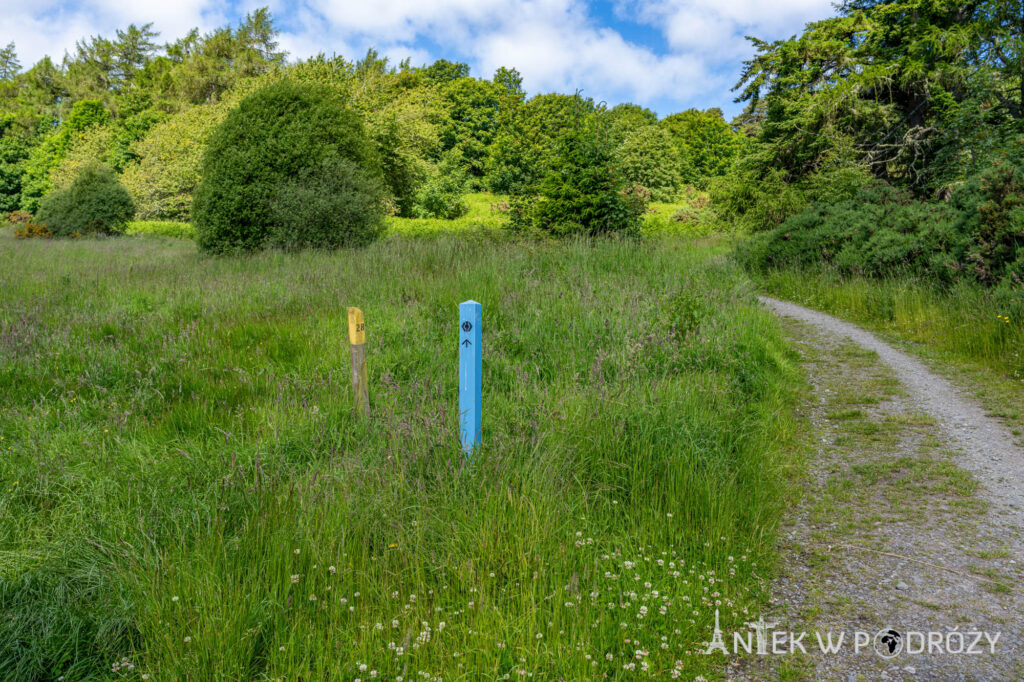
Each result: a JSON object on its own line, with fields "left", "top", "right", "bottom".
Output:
{"left": 758, "top": 268, "right": 1024, "bottom": 435}
{"left": 0, "top": 232, "right": 800, "bottom": 680}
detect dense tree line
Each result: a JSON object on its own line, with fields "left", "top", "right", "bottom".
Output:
{"left": 723, "top": 0, "right": 1024, "bottom": 291}
{"left": 0, "top": 9, "right": 740, "bottom": 233}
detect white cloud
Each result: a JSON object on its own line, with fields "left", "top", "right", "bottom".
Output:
{"left": 624, "top": 0, "right": 836, "bottom": 51}
{"left": 0, "top": 0, "right": 839, "bottom": 114}
{"left": 474, "top": 19, "right": 710, "bottom": 103}
{"left": 0, "top": 0, "right": 227, "bottom": 66}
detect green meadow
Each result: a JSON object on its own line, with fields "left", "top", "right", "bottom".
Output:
{"left": 0, "top": 229, "right": 802, "bottom": 680}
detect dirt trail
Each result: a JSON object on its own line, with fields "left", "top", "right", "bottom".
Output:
{"left": 730, "top": 297, "right": 1024, "bottom": 681}
{"left": 761, "top": 297, "right": 1024, "bottom": 519}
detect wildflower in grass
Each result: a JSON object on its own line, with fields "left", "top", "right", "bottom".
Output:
{"left": 291, "top": 574, "right": 300, "bottom": 584}
{"left": 184, "top": 636, "right": 191, "bottom": 643}
{"left": 171, "top": 595, "right": 179, "bottom": 602}
{"left": 309, "top": 594, "right": 316, "bottom": 601}
{"left": 329, "top": 565, "right": 336, "bottom": 574}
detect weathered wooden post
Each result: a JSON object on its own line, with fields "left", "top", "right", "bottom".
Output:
{"left": 459, "top": 300, "right": 482, "bottom": 455}
{"left": 348, "top": 307, "right": 369, "bottom": 417}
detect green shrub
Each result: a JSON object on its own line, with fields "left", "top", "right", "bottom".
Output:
{"left": 35, "top": 162, "right": 135, "bottom": 236}
{"left": 411, "top": 152, "right": 469, "bottom": 219}
{"left": 486, "top": 93, "right": 593, "bottom": 195}
{"left": 270, "top": 156, "right": 385, "bottom": 249}
{"left": 954, "top": 150, "right": 1024, "bottom": 286}
{"left": 516, "top": 124, "right": 647, "bottom": 237}
{"left": 19, "top": 100, "right": 111, "bottom": 214}
{"left": 120, "top": 101, "right": 236, "bottom": 221}
{"left": 738, "top": 146, "right": 1024, "bottom": 290}
{"left": 710, "top": 164, "right": 808, "bottom": 233}
{"left": 711, "top": 141, "right": 873, "bottom": 233}
{"left": 613, "top": 126, "right": 686, "bottom": 202}
{"left": 660, "top": 108, "right": 742, "bottom": 182}
{"left": 193, "top": 79, "right": 385, "bottom": 253}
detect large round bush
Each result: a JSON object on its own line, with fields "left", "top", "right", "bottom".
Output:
{"left": 193, "top": 79, "right": 385, "bottom": 253}
{"left": 613, "top": 126, "right": 687, "bottom": 202}
{"left": 516, "top": 124, "right": 647, "bottom": 237}
{"left": 35, "top": 161, "right": 135, "bottom": 236}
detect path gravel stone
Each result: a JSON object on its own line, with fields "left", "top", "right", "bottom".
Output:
{"left": 726, "top": 297, "right": 1024, "bottom": 681}
{"left": 760, "top": 296, "right": 1024, "bottom": 520}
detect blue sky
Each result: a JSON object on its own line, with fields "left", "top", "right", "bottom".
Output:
{"left": 0, "top": 0, "right": 837, "bottom": 118}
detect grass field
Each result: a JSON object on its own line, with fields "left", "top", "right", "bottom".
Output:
{"left": 0, "top": 229, "right": 801, "bottom": 680}
{"left": 124, "top": 193, "right": 713, "bottom": 243}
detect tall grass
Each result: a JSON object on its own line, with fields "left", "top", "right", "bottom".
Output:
{"left": 0, "top": 231, "right": 801, "bottom": 679}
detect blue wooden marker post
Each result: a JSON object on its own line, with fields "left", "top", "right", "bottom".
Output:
{"left": 459, "top": 300, "right": 482, "bottom": 456}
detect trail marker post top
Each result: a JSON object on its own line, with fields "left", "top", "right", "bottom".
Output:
{"left": 459, "top": 300, "right": 482, "bottom": 456}
{"left": 347, "top": 307, "right": 369, "bottom": 417}
{"left": 348, "top": 307, "right": 366, "bottom": 345}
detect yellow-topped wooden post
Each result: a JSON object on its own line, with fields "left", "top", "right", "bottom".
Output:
{"left": 348, "top": 307, "right": 369, "bottom": 417}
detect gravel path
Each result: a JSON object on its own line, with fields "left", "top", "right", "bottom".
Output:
{"left": 761, "top": 296, "right": 1024, "bottom": 520}
{"left": 729, "top": 297, "right": 1024, "bottom": 681}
